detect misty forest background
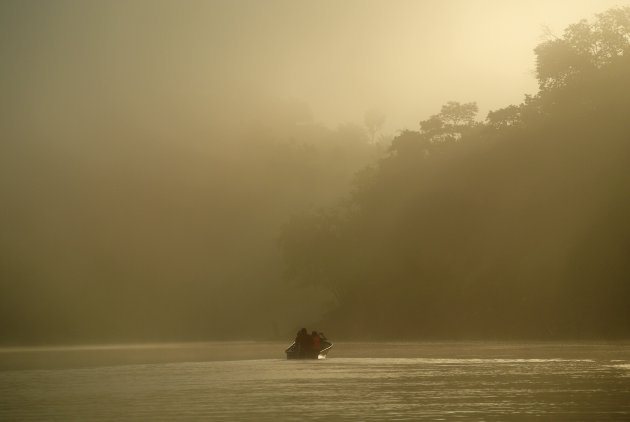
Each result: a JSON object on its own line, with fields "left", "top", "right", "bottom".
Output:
{"left": 2, "top": 7, "right": 630, "bottom": 344}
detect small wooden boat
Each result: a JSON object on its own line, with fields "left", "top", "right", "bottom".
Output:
{"left": 285, "top": 339, "right": 333, "bottom": 360}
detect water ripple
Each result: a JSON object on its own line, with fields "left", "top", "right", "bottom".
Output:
{"left": 1, "top": 348, "right": 629, "bottom": 421}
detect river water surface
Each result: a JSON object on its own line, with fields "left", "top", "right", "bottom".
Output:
{"left": 1, "top": 342, "right": 629, "bottom": 421}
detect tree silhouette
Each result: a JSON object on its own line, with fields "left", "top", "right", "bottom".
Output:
{"left": 280, "top": 7, "right": 630, "bottom": 339}
{"left": 364, "top": 108, "right": 387, "bottom": 143}
{"left": 535, "top": 7, "right": 630, "bottom": 89}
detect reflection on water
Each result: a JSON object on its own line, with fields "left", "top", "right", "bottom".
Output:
{"left": 1, "top": 343, "right": 629, "bottom": 421}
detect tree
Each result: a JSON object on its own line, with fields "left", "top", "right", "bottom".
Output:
{"left": 486, "top": 105, "right": 521, "bottom": 129}
{"left": 439, "top": 101, "right": 478, "bottom": 127}
{"left": 364, "top": 108, "right": 387, "bottom": 144}
{"left": 535, "top": 7, "right": 630, "bottom": 90}
{"left": 419, "top": 101, "right": 478, "bottom": 143}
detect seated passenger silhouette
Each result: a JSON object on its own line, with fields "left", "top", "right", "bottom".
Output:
{"left": 296, "top": 328, "right": 310, "bottom": 357}
{"left": 311, "top": 331, "right": 321, "bottom": 357}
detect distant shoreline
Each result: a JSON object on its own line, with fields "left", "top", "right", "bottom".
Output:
{"left": 2, "top": 341, "right": 629, "bottom": 372}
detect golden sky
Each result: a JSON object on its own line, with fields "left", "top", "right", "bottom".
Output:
{"left": 2, "top": 0, "right": 629, "bottom": 135}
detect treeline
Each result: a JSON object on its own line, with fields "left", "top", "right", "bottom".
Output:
{"left": 3, "top": 7, "right": 629, "bottom": 345}
{"left": 279, "top": 7, "right": 630, "bottom": 339}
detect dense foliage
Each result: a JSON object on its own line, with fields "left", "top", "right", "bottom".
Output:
{"left": 280, "top": 7, "right": 630, "bottom": 339}
{"left": 3, "top": 7, "right": 629, "bottom": 344}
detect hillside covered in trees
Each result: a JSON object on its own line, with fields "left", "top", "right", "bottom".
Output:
{"left": 2, "top": 5, "right": 630, "bottom": 345}
{"left": 280, "top": 7, "right": 630, "bottom": 339}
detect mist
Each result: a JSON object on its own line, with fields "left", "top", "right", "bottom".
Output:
{"left": 2, "top": 0, "right": 630, "bottom": 345}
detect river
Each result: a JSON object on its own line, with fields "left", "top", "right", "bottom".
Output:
{"left": 1, "top": 342, "right": 629, "bottom": 421}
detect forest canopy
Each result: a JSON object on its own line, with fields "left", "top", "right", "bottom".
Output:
{"left": 279, "top": 7, "right": 630, "bottom": 339}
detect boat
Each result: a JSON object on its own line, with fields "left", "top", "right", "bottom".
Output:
{"left": 285, "top": 337, "right": 333, "bottom": 360}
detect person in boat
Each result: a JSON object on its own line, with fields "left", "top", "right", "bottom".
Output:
{"left": 295, "top": 328, "right": 310, "bottom": 357}
{"left": 311, "top": 331, "right": 321, "bottom": 356}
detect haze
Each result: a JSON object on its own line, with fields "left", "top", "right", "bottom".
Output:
{"left": 2, "top": 0, "right": 630, "bottom": 344}
{"left": 2, "top": 0, "right": 626, "bottom": 132}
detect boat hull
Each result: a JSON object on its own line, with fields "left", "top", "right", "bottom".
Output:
{"left": 285, "top": 341, "right": 333, "bottom": 360}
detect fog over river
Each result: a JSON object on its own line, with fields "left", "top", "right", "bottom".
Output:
{"left": 3, "top": 2, "right": 630, "bottom": 420}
